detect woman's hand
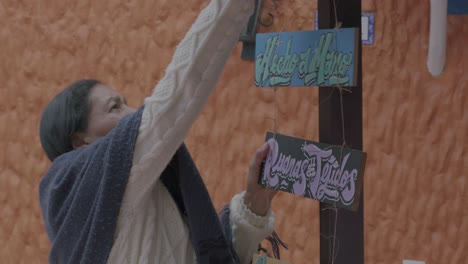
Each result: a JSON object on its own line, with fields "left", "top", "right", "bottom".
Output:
{"left": 244, "top": 142, "right": 279, "bottom": 216}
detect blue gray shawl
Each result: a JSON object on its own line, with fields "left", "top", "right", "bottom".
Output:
{"left": 39, "top": 106, "right": 239, "bottom": 264}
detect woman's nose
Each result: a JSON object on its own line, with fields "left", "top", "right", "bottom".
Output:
{"left": 124, "top": 105, "right": 137, "bottom": 114}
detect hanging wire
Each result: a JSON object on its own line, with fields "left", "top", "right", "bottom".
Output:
{"left": 321, "top": 0, "right": 353, "bottom": 263}
{"left": 259, "top": 0, "right": 357, "bottom": 261}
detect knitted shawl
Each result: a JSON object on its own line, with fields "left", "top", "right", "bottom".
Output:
{"left": 39, "top": 106, "right": 238, "bottom": 264}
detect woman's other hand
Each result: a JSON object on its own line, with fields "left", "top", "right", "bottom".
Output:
{"left": 244, "top": 142, "right": 278, "bottom": 216}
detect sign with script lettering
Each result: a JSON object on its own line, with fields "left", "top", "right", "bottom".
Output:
{"left": 255, "top": 28, "right": 359, "bottom": 87}
{"left": 259, "top": 132, "right": 366, "bottom": 211}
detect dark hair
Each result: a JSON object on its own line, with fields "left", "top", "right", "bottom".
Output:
{"left": 39, "top": 79, "right": 100, "bottom": 161}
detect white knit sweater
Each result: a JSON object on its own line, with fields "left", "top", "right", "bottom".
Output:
{"left": 107, "top": 0, "right": 275, "bottom": 263}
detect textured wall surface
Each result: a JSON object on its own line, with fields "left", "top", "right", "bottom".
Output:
{"left": 0, "top": 0, "right": 466, "bottom": 263}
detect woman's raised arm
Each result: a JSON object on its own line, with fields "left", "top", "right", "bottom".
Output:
{"left": 125, "top": 0, "right": 254, "bottom": 205}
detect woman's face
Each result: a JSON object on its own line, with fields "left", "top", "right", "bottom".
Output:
{"left": 79, "top": 84, "right": 136, "bottom": 145}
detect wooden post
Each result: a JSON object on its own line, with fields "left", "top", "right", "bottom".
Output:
{"left": 317, "top": 1, "right": 364, "bottom": 264}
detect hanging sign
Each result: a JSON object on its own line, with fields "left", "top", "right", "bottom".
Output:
{"left": 259, "top": 132, "right": 366, "bottom": 211}
{"left": 255, "top": 28, "right": 359, "bottom": 87}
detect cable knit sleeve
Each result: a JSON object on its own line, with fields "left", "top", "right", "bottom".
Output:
{"left": 229, "top": 192, "right": 275, "bottom": 264}
{"left": 122, "top": 0, "right": 254, "bottom": 206}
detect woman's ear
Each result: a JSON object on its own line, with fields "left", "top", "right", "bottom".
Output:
{"left": 71, "top": 132, "right": 88, "bottom": 150}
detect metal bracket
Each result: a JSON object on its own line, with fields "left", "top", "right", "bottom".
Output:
{"left": 239, "top": 0, "right": 277, "bottom": 60}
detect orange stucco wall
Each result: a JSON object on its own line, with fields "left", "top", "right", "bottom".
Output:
{"left": 0, "top": 0, "right": 466, "bottom": 263}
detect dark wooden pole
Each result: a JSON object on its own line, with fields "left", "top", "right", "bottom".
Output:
{"left": 317, "top": 0, "right": 364, "bottom": 264}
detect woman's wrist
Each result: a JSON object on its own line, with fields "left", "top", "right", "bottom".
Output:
{"left": 243, "top": 191, "right": 272, "bottom": 217}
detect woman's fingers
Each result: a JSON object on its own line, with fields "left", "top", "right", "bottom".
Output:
{"left": 244, "top": 142, "right": 278, "bottom": 216}
{"left": 250, "top": 142, "right": 270, "bottom": 175}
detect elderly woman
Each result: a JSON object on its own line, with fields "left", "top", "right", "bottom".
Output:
{"left": 38, "top": 0, "right": 280, "bottom": 263}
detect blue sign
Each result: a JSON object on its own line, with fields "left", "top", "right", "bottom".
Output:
{"left": 255, "top": 28, "right": 358, "bottom": 87}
